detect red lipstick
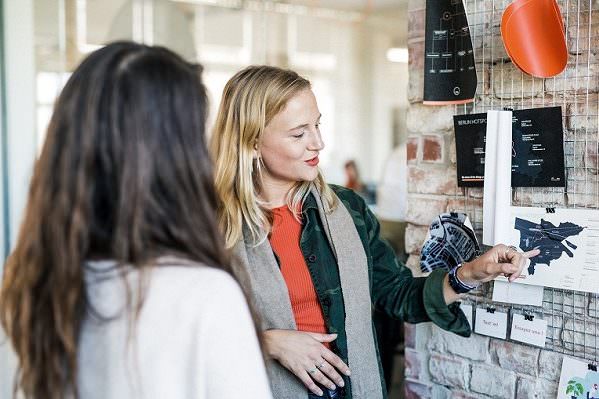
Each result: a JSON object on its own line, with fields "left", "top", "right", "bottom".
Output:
{"left": 305, "top": 156, "right": 319, "bottom": 166}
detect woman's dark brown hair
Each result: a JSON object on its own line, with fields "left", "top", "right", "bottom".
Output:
{"left": 0, "top": 41, "right": 231, "bottom": 398}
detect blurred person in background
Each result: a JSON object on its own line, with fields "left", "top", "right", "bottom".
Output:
{"left": 343, "top": 160, "right": 364, "bottom": 194}
{"left": 0, "top": 41, "right": 271, "bottom": 399}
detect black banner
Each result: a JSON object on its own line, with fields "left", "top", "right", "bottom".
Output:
{"left": 453, "top": 107, "right": 565, "bottom": 187}
{"left": 424, "top": 0, "right": 477, "bottom": 104}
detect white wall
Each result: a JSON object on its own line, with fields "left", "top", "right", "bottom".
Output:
{"left": 1, "top": 1, "right": 36, "bottom": 396}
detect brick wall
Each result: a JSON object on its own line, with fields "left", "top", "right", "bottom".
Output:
{"left": 402, "top": 0, "right": 599, "bottom": 397}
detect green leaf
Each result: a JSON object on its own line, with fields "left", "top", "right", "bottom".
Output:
{"left": 566, "top": 386, "right": 573, "bottom": 394}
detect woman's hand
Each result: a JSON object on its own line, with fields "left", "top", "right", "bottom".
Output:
{"left": 443, "top": 244, "right": 540, "bottom": 304}
{"left": 263, "top": 329, "right": 351, "bottom": 397}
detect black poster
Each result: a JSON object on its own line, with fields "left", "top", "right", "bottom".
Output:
{"left": 453, "top": 113, "right": 486, "bottom": 187}
{"left": 511, "top": 107, "right": 565, "bottom": 187}
{"left": 424, "top": 0, "right": 477, "bottom": 104}
{"left": 453, "top": 106, "right": 565, "bottom": 187}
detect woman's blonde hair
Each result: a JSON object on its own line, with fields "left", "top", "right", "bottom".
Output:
{"left": 211, "top": 65, "right": 337, "bottom": 248}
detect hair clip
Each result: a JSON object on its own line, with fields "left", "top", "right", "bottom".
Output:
{"left": 546, "top": 207, "right": 556, "bottom": 214}
{"left": 486, "top": 307, "right": 496, "bottom": 314}
{"left": 589, "top": 364, "right": 597, "bottom": 372}
{"left": 524, "top": 314, "right": 534, "bottom": 321}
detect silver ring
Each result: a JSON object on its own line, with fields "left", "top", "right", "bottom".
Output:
{"left": 506, "top": 245, "right": 518, "bottom": 257}
{"left": 316, "top": 361, "right": 326, "bottom": 369}
{"left": 308, "top": 368, "right": 317, "bottom": 375}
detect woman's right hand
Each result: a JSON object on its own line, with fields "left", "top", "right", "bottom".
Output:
{"left": 263, "top": 329, "right": 351, "bottom": 397}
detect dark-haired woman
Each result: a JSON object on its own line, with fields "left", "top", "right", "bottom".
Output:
{"left": 0, "top": 42, "right": 272, "bottom": 399}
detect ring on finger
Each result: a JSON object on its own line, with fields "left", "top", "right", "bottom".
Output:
{"left": 308, "top": 367, "right": 317, "bottom": 375}
{"left": 505, "top": 245, "right": 517, "bottom": 257}
{"left": 316, "top": 361, "right": 326, "bottom": 369}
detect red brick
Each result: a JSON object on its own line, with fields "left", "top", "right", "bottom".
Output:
{"left": 422, "top": 135, "right": 444, "bottom": 163}
{"left": 407, "top": 136, "right": 419, "bottom": 162}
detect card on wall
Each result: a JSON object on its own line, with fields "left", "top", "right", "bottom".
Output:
{"left": 474, "top": 307, "right": 508, "bottom": 339}
{"left": 510, "top": 314, "right": 547, "bottom": 348}
{"left": 492, "top": 280, "right": 544, "bottom": 307}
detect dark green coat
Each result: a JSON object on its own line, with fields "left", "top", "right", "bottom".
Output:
{"left": 288, "top": 185, "right": 470, "bottom": 398}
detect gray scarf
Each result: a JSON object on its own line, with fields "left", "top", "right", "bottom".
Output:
{"left": 232, "top": 185, "right": 383, "bottom": 399}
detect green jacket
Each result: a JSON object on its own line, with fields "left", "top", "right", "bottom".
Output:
{"left": 294, "top": 185, "right": 470, "bottom": 398}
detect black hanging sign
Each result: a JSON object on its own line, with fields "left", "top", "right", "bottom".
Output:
{"left": 453, "top": 112, "right": 486, "bottom": 187}
{"left": 511, "top": 106, "right": 565, "bottom": 187}
{"left": 453, "top": 106, "right": 565, "bottom": 187}
{"left": 424, "top": 0, "right": 477, "bottom": 104}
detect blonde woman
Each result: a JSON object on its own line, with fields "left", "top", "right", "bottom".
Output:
{"left": 211, "top": 65, "right": 539, "bottom": 399}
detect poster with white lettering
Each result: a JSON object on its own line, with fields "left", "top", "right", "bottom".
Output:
{"left": 453, "top": 112, "right": 486, "bottom": 186}
{"left": 424, "top": 0, "right": 477, "bottom": 104}
{"left": 453, "top": 106, "right": 565, "bottom": 187}
{"left": 511, "top": 106, "right": 565, "bottom": 187}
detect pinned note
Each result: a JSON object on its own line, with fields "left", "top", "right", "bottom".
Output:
{"left": 475, "top": 307, "right": 508, "bottom": 339}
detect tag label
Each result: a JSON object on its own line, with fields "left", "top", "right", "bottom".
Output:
{"left": 474, "top": 307, "right": 508, "bottom": 339}
{"left": 492, "top": 280, "right": 544, "bottom": 306}
{"left": 510, "top": 314, "right": 547, "bottom": 347}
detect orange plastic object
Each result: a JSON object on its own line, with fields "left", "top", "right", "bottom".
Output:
{"left": 501, "top": 0, "right": 567, "bottom": 78}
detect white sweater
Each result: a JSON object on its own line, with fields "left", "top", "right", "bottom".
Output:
{"left": 78, "top": 259, "right": 273, "bottom": 399}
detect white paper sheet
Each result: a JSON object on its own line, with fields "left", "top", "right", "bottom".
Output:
{"left": 492, "top": 280, "right": 544, "bottom": 306}
{"left": 495, "top": 206, "right": 599, "bottom": 294}
{"left": 557, "top": 357, "right": 599, "bottom": 399}
{"left": 483, "top": 110, "right": 513, "bottom": 246}
{"left": 474, "top": 307, "right": 507, "bottom": 339}
{"left": 510, "top": 314, "right": 547, "bottom": 347}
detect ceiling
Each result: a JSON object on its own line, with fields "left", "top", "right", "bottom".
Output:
{"left": 285, "top": 0, "right": 406, "bottom": 11}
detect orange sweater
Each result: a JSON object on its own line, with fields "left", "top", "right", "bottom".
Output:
{"left": 269, "top": 206, "right": 329, "bottom": 339}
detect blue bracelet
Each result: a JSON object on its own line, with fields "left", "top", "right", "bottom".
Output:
{"left": 448, "top": 264, "right": 478, "bottom": 294}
